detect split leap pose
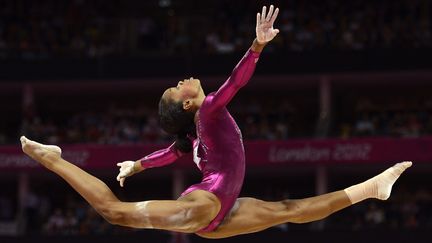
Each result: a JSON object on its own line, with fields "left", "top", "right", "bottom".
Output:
{"left": 20, "top": 5, "right": 412, "bottom": 239}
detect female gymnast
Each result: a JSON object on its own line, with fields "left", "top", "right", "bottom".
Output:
{"left": 20, "top": 5, "right": 412, "bottom": 239}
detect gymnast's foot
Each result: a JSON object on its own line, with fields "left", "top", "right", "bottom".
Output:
{"left": 20, "top": 136, "right": 62, "bottom": 168}
{"left": 371, "top": 161, "right": 412, "bottom": 200}
{"left": 344, "top": 161, "right": 412, "bottom": 204}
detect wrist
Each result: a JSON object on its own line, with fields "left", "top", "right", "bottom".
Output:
{"left": 256, "top": 39, "right": 268, "bottom": 45}
{"left": 251, "top": 38, "right": 267, "bottom": 52}
{"left": 134, "top": 160, "right": 144, "bottom": 172}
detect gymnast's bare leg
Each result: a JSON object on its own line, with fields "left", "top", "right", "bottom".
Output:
{"left": 20, "top": 136, "right": 411, "bottom": 238}
{"left": 198, "top": 162, "right": 412, "bottom": 239}
{"left": 20, "top": 136, "right": 221, "bottom": 233}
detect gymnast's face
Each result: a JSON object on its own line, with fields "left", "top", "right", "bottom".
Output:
{"left": 162, "top": 77, "right": 204, "bottom": 111}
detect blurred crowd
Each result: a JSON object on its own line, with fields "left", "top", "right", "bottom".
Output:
{"left": 15, "top": 98, "right": 299, "bottom": 145}
{"left": 0, "top": 0, "right": 430, "bottom": 59}
{"left": 20, "top": 107, "right": 170, "bottom": 145}
{"left": 338, "top": 97, "right": 432, "bottom": 138}
{"left": 0, "top": 0, "right": 119, "bottom": 59}
{"left": 0, "top": 96, "right": 429, "bottom": 145}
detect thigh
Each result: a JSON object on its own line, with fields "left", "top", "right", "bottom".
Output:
{"left": 197, "top": 197, "right": 286, "bottom": 239}
{"left": 109, "top": 190, "right": 221, "bottom": 232}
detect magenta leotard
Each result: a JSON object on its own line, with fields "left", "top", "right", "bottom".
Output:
{"left": 139, "top": 48, "right": 260, "bottom": 232}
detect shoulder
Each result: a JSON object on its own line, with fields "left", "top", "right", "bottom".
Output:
{"left": 201, "top": 92, "right": 216, "bottom": 110}
{"left": 198, "top": 92, "right": 219, "bottom": 118}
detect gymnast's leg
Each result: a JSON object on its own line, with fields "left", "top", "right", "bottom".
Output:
{"left": 198, "top": 162, "right": 412, "bottom": 239}
{"left": 20, "top": 136, "right": 221, "bottom": 233}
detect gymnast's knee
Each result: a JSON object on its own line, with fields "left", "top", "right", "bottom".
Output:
{"left": 94, "top": 201, "right": 127, "bottom": 225}
{"left": 280, "top": 199, "right": 309, "bottom": 224}
{"left": 255, "top": 199, "right": 306, "bottom": 224}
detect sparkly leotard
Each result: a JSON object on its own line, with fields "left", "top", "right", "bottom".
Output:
{"left": 140, "top": 48, "right": 260, "bottom": 232}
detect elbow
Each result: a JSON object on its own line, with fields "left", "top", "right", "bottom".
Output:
{"left": 228, "top": 75, "right": 247, "bottom": 90}
{"left": 231, "top": 82, "right": 243, "bottom": 90}
{"left": 230, "top": 67, "right": 253, "bottom": 88}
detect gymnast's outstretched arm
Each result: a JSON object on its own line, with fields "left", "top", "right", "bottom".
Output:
{"left": 207, "top": 6, "right": 279, "bottom": 114}
{"left": 116, "top": 142, "right": 186, "bottom": 187}
{"left": 207, "top": 41, "right": 263, "bottom": 114}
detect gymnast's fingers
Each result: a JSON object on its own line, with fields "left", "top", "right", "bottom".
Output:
{"left": 256, "top": 13, "right": 260, "bottom": 28}
{"left": 266, "top": 5, "right": 274, "bottom": 22}
{"left": 270, "top": 7, "right": 279, "bottom": 25}
{"left": 261, "top": 6, "right": 267, "bottom": 23}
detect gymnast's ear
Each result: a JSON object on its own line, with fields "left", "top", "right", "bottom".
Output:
{"left": 183, "top": 99, "right": 193, "bottom": 111}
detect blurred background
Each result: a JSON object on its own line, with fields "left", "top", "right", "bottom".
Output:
{"left": 0, "top": 0, "right": 431, "bottom": 242}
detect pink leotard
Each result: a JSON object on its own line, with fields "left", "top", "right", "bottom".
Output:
{"left": 139, "top": 48, "right": 260, "bottom": 232}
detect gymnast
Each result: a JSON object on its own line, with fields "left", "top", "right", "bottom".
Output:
{"left": 20, "top": 5, "right": 412, "bottom": 239}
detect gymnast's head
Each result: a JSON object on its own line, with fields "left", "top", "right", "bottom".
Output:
{"left": 158, "top": 77, "right": 204, "bottom": 152}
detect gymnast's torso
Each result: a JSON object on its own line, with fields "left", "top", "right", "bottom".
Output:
{"left": 181, "top": 92, "right": 246, "bottom": 232}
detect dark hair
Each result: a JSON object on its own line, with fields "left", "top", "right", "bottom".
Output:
{"left": 158, "top": 97, "right": 197, "bottom": 153}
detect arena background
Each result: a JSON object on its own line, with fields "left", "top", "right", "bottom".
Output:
{"left": 0, "top": 0, "right": 431, "bottom": 242}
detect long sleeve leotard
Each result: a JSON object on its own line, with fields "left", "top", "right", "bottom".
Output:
{"left": 139, "top": 48, "right": 260, "bottom": 232}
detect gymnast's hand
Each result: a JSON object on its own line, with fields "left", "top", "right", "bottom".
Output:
{"left": 116, "top": 160, "right": 144, "bottom": 187}
{"left": 256, "top": 5, "right": 280, "bottom": 44}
